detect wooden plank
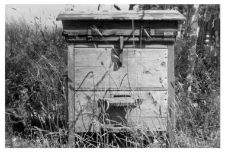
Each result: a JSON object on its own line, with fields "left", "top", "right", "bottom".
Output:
{"left": 74, "top": 44, "right": 115, "bottom": 48}
{"left": 127, "top": 91, "right": 168, "bottom": 117}
{"left": 167, "top": 44, "right": 175, "bottom": 147}
{"left": 127, "top": 117, "right": 167, "bottom": 131}
{"left": 76, "top": 88, "right": 167, "bottom": 91}
{"left": 63, "top": 29, "right": 177, "bottom": 36}
{"left": 74, "top": 43, "right": 168, "bottom": 49}
{"left": 74, "top": 91, "right": 101, "bottom": 132}
{"left": 74, "top": 91, "right": 168, "bottom": 105}
{"left": 57, "top": 10, "right": 186, "bottom": 21}
{"left": 99, "top": 117, "right": 167, "bottom": 132}
{"left": 66, "top": 37, "right": 176, "bottom": 43}
{"left": 74, "top": 68, "right": 167, "bottom": 91}
{"left": 108, "top": 48, "right": 168, "bottom": 89}
{"left": 74, "top": 90, "right": 168, "bottom": 132}
{"left": 65, "top": 29, "right": 139, "bottom": 36}
{"left": 74, "top": 91, "right": 99, "bottom": 132}
{"left": 67, "top": 44, "right": 75, "bottom": 145}
{"left": 125, "top": 48, "right": 168, "bottom": 89}
{"left": 74, "top": 48, "right": 168, "bottom": 90}
{"left": 62, "top": 20, "right": 178, "bottom": 34}
{"left": 74, "top": 66, "right": 111, "bottom": 90}
{"left": 74, "top": 116, "right": 167, "bottom": 132}
{"left": 74, "top": 48, "right": 111, "bottom": 67}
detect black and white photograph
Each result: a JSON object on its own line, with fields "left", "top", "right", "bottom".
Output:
{"left": 5, "top": 3, "right": 220, "bottom": 148}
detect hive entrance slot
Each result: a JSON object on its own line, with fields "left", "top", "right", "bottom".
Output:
{"left": 113, "top": 94, "right": 131, "bottom": 98}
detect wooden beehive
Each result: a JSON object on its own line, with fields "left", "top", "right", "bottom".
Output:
{"left": 57, "top": 10, "right": 185, "bottom": 144}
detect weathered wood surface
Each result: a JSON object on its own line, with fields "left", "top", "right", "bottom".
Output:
{"left": 74, "top": 48, "right": 168, "bottom": 90}
{"left": 74, "top": 48, "right": 111, "bottom": 67}
{"left": 57, "top": 10, "right": 186, "bottom": 21}
{"left": 62, "top": 20, "right": 178, "bottom": 30}
{"left": 74, "top": 90, "right": 168, "bottom": 132}
{"left": 127, "top": 91, "right": 168, "bottom": 117}
{"left": 61, "top": 10, "right": 181, "bottom": 145}
{"left": 74, "top": 43, "right": 168, "bottom": 49}
{"left": 67, "top": 44, "right": 75, "bottom": 145}
{"left": 64, "top": 29, "right": 177, "bottom": 36}
{"left": 66, "top": 37, "right": 176, "bottom": 43}
{"left": 62, "top": 20, "right": 178, "bottom": 42}
{"left": 127, "top": 117, "right": 167, "bottom": 131}
{"left": 74, "top": 117, "right": 167, "bottom": 132}
{"left": 167, "top": 44, "right": 175, "bottom": 147}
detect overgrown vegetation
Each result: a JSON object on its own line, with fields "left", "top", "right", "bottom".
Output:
{"left": 5, "top": 4, "right": 220, "bottom": 148}
{"left": 174, "top": 39, "right": 220, "bottom": 148}
{"left": 5, "top": 16, "right": 68, "bottom": 147}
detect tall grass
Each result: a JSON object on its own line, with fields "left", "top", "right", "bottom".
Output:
{"left": 5, "top": 15, "right": 220, "bottom": 148}
{"left": 5, "top": 16, "right": 68, "bottom": 147}
{"left": 174, "top": 38, "right": 220, "bottom": 148}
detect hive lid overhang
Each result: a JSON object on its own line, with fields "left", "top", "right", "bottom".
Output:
{"left": 56, "top": 10, "right": 186, "bottom": 21}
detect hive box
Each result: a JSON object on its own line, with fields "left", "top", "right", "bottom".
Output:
{"left": 57, "top": 10, "right": 185, "bottom": 144}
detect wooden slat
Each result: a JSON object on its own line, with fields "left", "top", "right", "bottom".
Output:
{"left": 167, "top": 44, "right": 175, "bottom": 146}
{"left": 57, "top": 10, "right": 186, "bottom": 21}
{"left": 74, "top": 43, "right": 168, "bottom": 49}
{"left": 67, "top": 44, "right": 75, "bottom": 145}
{"left": 64, "top": 29, "right": 177, "bottom": 36}
{"left": 74, "top": 90, "right": 168, "bottom": 132}
{"left": 74, "top": 91, "right": 168, "bottom": 107}
{"left": 65, "top": 29, "right": 139, "bottom": 36}
{"left": 105, "top": 97, "right": 134, "bottom": 105}
{"left": 74, "top": 48, "right": 168, "bottom": 90}
{"left": 62, "top": 20, "right": 178, "bottom": 32}
{"left": 74, "top": 44, "right": 115, "bottom": 48}
{"left": 66, "top": 37, "right": 176, "bottom": 43}
{"left": 75, "top": 88, "right": 167, "bottom": 91}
